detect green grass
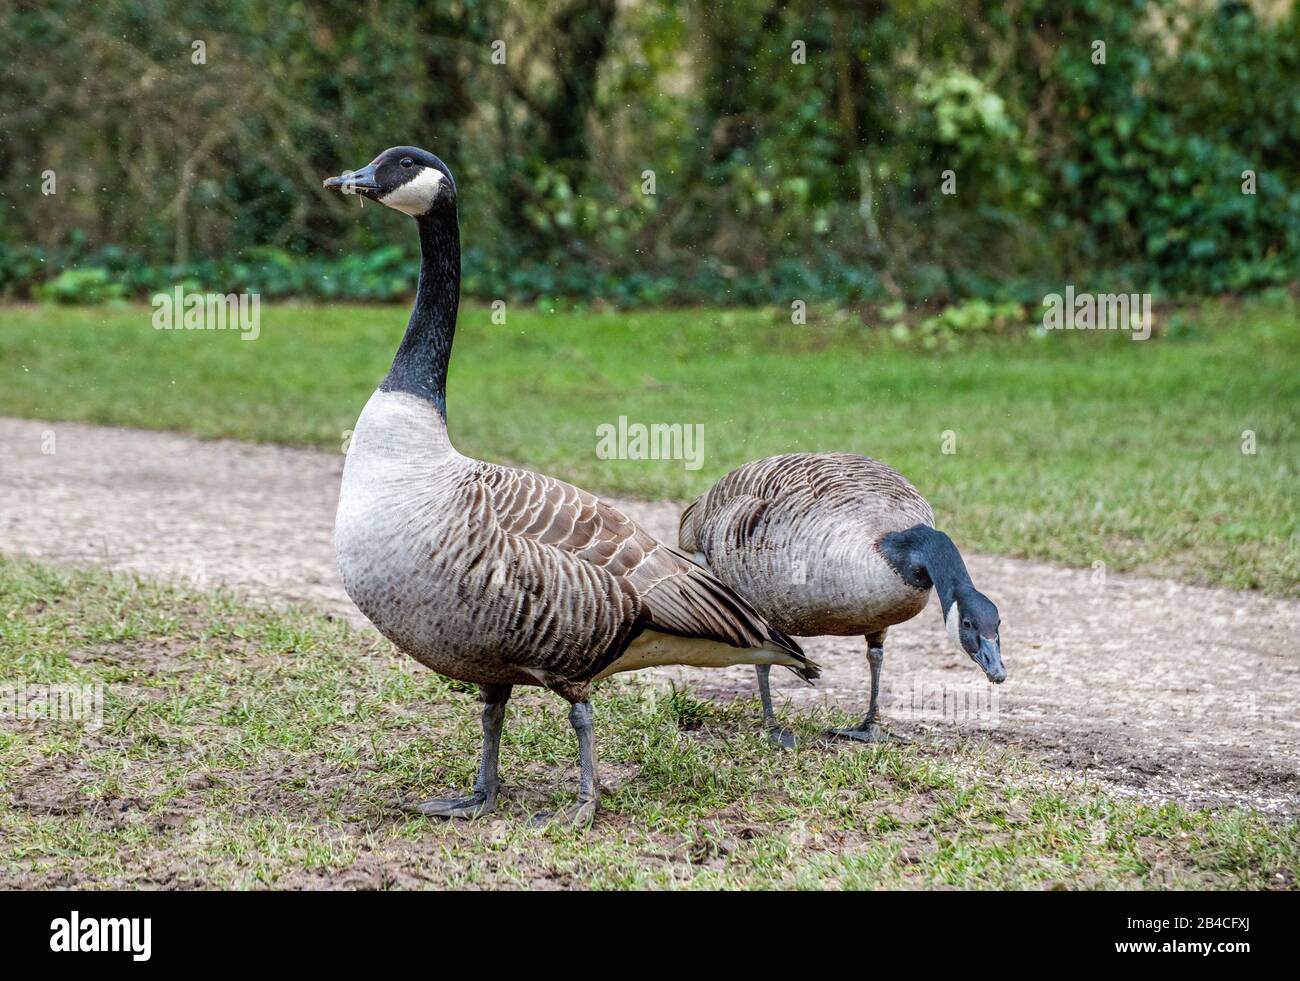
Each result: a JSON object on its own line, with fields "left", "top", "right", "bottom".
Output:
{"left": 1, "top": 556, "right": 1296, "bottom": 889}
{"left": 2, "top": 298, "right": 1297, "bottom": 593}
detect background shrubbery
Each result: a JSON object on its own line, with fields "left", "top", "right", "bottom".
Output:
{"left": 2, "top": 0, "right": 1297, "bottom": 306}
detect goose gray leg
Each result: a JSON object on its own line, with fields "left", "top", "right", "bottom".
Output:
{"left": 755, "top": 664, "right": 797, "bottom": 749}
{"left": 532, "top": 701, "right": 600, "bottom": 828}
{"left": 404, "top": 684, "right": 511, "bottom": 819}
{"left": 829, "top": 632, "right": 909, "bottom": 744}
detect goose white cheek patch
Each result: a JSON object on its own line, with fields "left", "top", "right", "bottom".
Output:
{"left": 945, "top": 601, "right": 965, "bottom": 656}
{"left": 380, "top": 168, "right": 444, "bottom": 216}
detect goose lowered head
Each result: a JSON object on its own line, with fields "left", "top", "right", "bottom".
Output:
{"left": 323, "top": 145, "right": 456, "bottom": 217}
{"left": 876, "top": 523, "right": 1008, "bottom": 686}
{"left": 944, "top": 585, "right": 1005, "bottom": 683}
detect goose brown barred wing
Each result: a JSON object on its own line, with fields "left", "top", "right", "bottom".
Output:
{"left": 679, "top": 453, "right": 936, "bottom": 637}
{"left": 682, "top": 452, "right": 934, "bottom": 554}
{"left": 470, "top": 462, "right": 810, "bottom": 675}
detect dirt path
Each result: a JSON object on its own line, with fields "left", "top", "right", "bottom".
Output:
{"left": 2, "top": 416, "right": 1297, "bottom": 814}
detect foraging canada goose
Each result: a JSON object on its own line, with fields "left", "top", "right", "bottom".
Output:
{"left": 679, "top": 452, "right": 1004, "bottom": 746}
{"left": 322, "top": 147, "right": 817, "bottom": 824}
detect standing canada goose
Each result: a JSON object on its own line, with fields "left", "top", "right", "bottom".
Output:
{"left": 322, "top": 147, "right": 817, "bottom": 824}
{"left": 679, "top": 452, "right": 1004, "bottom": 747}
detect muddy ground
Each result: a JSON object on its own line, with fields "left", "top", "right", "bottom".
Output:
{"left": 2, "top": 416, "right": 1297, "bottom": 814}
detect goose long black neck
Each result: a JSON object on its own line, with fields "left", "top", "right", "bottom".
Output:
{"left": 879, "top": 525, "right": 974, "bottom": 613}
{"left": 382, "top": 207, "right": 460, "bottom": 418}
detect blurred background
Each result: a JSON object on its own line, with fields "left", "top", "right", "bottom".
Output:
{"left": 4, "top": 0, "right": 1298, "bottom": 307}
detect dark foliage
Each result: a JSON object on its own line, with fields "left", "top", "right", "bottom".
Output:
{"left": 1, "top": 0, "right": 1296, "bottom": 304}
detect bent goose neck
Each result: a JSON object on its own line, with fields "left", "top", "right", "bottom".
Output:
{"left": 879, "top": 525, "right": 973, "bottom": 614}
{"left": 382, "top": 209, "right": 460, "bottom": 419}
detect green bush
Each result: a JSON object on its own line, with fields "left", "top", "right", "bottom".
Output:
{"left": 36, "top": 268, "right": 126, "bottom": 305}
{"left": 0, "top": 242, "right": 904, "bottom": 308}
{"left": 1040, "top": 0, "right": 1300, "bottom": 292}
{"left": 2, "top": 0, "right": 1297, "bottom": 304}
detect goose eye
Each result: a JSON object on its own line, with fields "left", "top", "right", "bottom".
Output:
{"left": 962, "top": 619, "right": 972, "bottom": 630}
{"left": 400, "top": 157, "right": 414, "bottom": 168}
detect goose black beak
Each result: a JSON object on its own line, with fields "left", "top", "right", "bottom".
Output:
{"left": 323, "top": 163, "right": 380, "bottom": 195}
{"left": 977, "top": 636, "right": 1006, "bottom": 684}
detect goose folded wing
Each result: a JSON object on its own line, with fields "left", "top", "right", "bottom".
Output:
{"left": 682, "top": 454, "right": 936, "bottom": 552}
{"left": 470, "top": 464, "right": 803, "bottom": 658}
{"left": 627, "top": 539, "right": 804, "bottom": 657}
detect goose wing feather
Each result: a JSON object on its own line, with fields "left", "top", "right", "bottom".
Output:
{"left": 678, "top": 453, "right": 935, "bottom": 637}
{"left": 470, "top": 462, "right": 808, "bottom": 667}
{"left": 680, "top": 452, "right": 933, "bottom": 553}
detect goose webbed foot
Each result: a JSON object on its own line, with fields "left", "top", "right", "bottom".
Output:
{"left": 532, "top": 700, "right": 600, "bottom": 829}
{"left": 826, "top": 638, "right": 907, "bottom": 744}
{"left": 826, "top": 722, "right": 910, "bottom": 745}
{"left": 404, "top": 684, "right": 510, "bottom": 822}
{"left": 402, "top": 788, "right": 497, "bottom": 819}
{"left": 765, "top": 723, "right": 797, "bottom": 750}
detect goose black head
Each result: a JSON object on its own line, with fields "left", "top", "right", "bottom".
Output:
{"left": 322, "top": 146, "right": 455, "bottom": 217}
{"left": 945, "top": 586, "right": 1005, "bottom": 684}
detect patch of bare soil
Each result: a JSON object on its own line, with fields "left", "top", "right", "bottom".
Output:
{"left": 2, "top": 416, "right": 1298, "bottom": 814}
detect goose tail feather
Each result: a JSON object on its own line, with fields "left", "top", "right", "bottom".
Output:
{"left": 639, "top": 547, "right": 819, "bottom": 684}
{"left": 764, "top": 625, "right": 819, "bottom": 683}
{"left": 678, "top": 495, "right": 704, "bottom": 553}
